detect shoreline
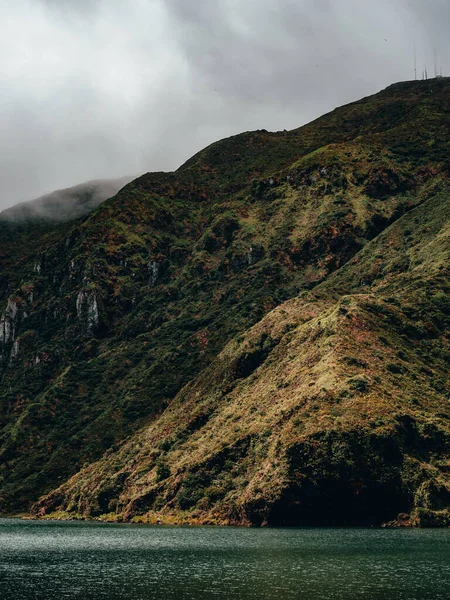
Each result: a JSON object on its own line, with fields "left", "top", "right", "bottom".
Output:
{"left": 3, "top": 511, "right": 449, "bottom": 528}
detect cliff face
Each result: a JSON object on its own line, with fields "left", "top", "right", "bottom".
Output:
{"left": 1, "top": 79, "right": 450, "bottom": 525}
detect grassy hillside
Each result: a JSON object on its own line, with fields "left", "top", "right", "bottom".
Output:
{"left": 34, "top": 185, "right": 450, "bottom": 526}
{"left": 1, "top": 78, "right": 450, "bottom": 525}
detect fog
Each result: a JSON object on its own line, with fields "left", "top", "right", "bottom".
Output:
{"left": 0, "top": 176, "right": 134, "bottom": 222}
{"left": 0, "top": 0, "right": 448, "bottom": 209}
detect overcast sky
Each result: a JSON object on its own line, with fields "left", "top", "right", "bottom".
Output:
{"left": 0, "top": 0, "right": 448, "bottom": 209}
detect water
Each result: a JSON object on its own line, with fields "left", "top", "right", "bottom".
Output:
{"left": 1, "top": 519, "right": 449, "bottom": 599}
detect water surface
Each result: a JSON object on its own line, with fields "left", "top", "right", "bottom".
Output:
{"left": 1, "top": 518, "right": 449, "bottom": 599}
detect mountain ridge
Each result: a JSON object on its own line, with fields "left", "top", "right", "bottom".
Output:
{"left": 1, "top": 79, "right": 449, "bottom": 526}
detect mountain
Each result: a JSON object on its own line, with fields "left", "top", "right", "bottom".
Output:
{"left": 1, "top": 79, "right": 449, "bottom": 526}
{"left": 0, "top": 177, "right": 134, "bottom": 224}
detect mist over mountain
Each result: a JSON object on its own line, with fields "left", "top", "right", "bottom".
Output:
{"left": 0, "top": 176, "right": 134, "bottom": 223}
{"left": 1, "top": 79, "right": 450, "bottom": 527}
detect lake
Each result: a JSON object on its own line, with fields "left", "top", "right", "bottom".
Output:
{"left": 0, "top": 518, "right": 449, "bottom": 599}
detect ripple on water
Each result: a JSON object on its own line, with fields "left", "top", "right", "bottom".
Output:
{"left": 1, "top": 519, "right": 450, "bottom": 600}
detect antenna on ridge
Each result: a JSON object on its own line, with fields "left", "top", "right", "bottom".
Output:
{"left": 414, "top": 42, "right": 417, "bottom": 80}
{"left": 434, "top": 48, "right": 438, "bottom": 78}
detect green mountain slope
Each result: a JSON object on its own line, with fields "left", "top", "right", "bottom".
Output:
{"left": 33, "top": 185, "right": 450, "bottom": 526}
{"left": 0, "top": 176, "right": 133, "bottom": 300}
{"left": 1, "top": 79, "right": 450, "bottom": 525}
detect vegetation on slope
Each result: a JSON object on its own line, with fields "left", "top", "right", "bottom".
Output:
{"left": 1, "top": 78, "right": 449, "bottom": 524}
{"left": 34, "top": 186, "right": 450, "bottom": 526}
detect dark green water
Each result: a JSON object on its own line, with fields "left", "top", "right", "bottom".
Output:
{"left": 1, "top": 519, "right": 450, "bottom": 599}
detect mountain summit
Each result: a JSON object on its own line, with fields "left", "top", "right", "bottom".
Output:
{"left": 1, "top": 79, "right": 449, "bottom": 526}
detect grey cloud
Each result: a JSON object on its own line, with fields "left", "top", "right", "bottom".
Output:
{"left": 0, "top": 0, "right": 448, "bottom": 210}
